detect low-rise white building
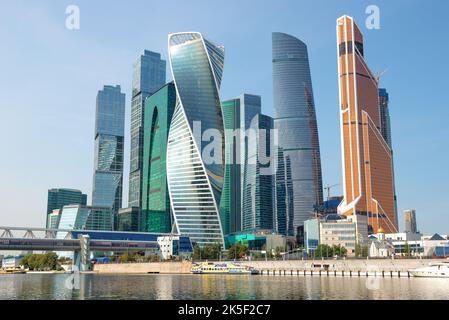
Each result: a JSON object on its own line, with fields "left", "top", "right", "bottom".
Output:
{"left": 319, "top": 214, "right": 368, "bottom": 256}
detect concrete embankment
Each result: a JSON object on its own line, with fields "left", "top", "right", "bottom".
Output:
{"left": 93, "top": 261, "right": 192, "bottom": 274}
{"left": 239, "top": 259, "right": 432, "bottom": 277}
{"left": 94, "top": 259, "right": 435, "bottom": 277}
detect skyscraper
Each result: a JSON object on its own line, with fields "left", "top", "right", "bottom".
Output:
{"left": 167, "top": 32, "right": 225, "bottom": 247}
{"left": 129, "top": 50, "right": 166, "bottom": 209}
{"left": 379, "top": 89, "right": 392, "bottom": 148}
{"left": 379, "top": 88, "right": 398, "bottom": 223}
{"left": 242, "top": 113, "right": 275, "bottom": 231}
{"left": 272, "top": 32, "right": 324, "bottom": 237}
{"left": 220, "top": 98, "right": 242, "bottom": 235}
{"left": 92, "top": 85, "right": 125, "bottom": 223}
{"left": 336, "top": 15, "right": 398, "bottom": 234}
{"left": 46, "top": 188, "right": 87, "bottom": 228}
{"left": 141, "top": 82, "right": 176, "bottom": 233}
{"left": 220, "top": 93, "right": 262, "bottom": 235}
{"left": 404, "top": 209, "right": 418, "bottom": 234}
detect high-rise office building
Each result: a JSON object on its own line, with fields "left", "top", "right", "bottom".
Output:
{"left": 141, "top": 82, "right": 176, "bottom": 233}
{"left": 129, "top": 50, "right": 166, "bottom": 209}
{"left": 272, "top": 32, "right": 324, "bottom": 237}
{"left": 92, "top": 85, "right": 125, "bottom": 225}
{"left": 220, "top": 98, "right": 241, "bottom": 235}
{"left": 379, "top": 89, "right": 392, "bottom": 148}
{"left": 379, "top": 88, "right": 398, "bottom": 222}
{"left": 220, "top": 93, "right": 262, "bottom": 235}
{"left": 336, "top": 16, "right": 398, "bottom": 234}
{"left": 404, "top": 209, "right": 418, "bottom": 234}
{"left": 167, "top": 32, "right": 225, "bottom": 247}
{"left": 46, "top": 188, "right": 87, "bottom": 228}
{"left": 242, "top": 113, "right": 275, "bottom": 231}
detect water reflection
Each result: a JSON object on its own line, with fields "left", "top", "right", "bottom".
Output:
{"left": 0, "top": 274, "right": 448, "bottom": 300}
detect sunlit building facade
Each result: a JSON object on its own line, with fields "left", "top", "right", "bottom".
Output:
{"left": 141, "top": 82, "right": 176, "bottom": 233}
{"left": 336, "top": 16, "right": 398, "bottom": 234}
{"left": 220, "top": 98, "right": 241, "bottom": 235}
{"left": 167, "top": 32, "right": 225, "bottom": 247}
{"left": 242, "top": 113, "right": 275, "bottom": 231}
{"left": 129, "top": 50, "right": 166, "bottom": 209}
{"left": 272, "top": 32, "right": 324, "bottom": 237}
{"left": 46, "top": 188, "right": 87, "bottom": 228}
{"left": 92, "top": 85, "right": 125, "bottom": 222}
{"left": 220, "top": 93, "right": 263, "bottom": 236}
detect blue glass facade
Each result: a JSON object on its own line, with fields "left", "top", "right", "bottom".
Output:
{"left": 129, "top": 51, "right": 166, "bottom": 209}
{"left": 167, "top": 33, "right": 225, "bottom": 247}
{"left": 92, "top": 85, "right": 125, "bottom": 221}
{"left": 46, "top": 188, "right": 87, "bottom": 228}
{"left": 242, "top": 113, "right": 275, "bottom": 231}
{"left": 272, "top": 32, "right": 324, "bottom": 237}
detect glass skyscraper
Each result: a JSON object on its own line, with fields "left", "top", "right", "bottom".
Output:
{"left": 167, "top": 32, "right": 225, "bottom": 247}
{"left": 220, "top": 94, "right": 262, "bottom": 236}
{"left": 241, "top": 113, "right": 275, "bottom": 231}
{"left": 129, "top": 50, "right": 166, "bottom": 209}
{"left": 46, "top": 188, "right": 87, "bottom": 228}
{"left": 379, "top": 88, "right": 398, "bottom": 223}
{"left": 57, "top": 204, "right": 113, "bottom": 258}
{"left": 272, "top": 32, "right": 324, "bottom": 237}
{"left": 220, "top": 99, "right": 241, "bottom": 235}
{"left": 141, "top": 82, "right": 176, "bottom": 233}
{"left": 92, "top": 85, "right": 125, "bottom": 223}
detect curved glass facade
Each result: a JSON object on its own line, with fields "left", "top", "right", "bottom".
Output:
{"left": 141, "top": 82, "right": 176, "bottom": 233}
{"left": 272, "top": 32, "right": 323, "bottom": 236}
{"left": 167, "top": 33, "right": 225, "bottom": 246}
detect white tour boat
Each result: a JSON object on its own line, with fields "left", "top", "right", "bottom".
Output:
{"left": 409, "top": 260, "right": 449, "bottom": 278}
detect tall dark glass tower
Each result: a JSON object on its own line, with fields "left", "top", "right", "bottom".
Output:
{"left": 242, "top": 113, "right": 275, "bottom": 231}
{"left": 220, "top": 93, "right": 262, "bottom": 236}
{"left": 141, "top": 82, "right": 176, "bottom": 233}
{"left": 129, "top": 50, "right": 166, "bottom": 209}
{"left": 220, "top": 98, "right": 241, "bottom": 235}
{"left": 272, "top": 32, "right": 323, "bottom": 237}
{"left": 92, "top": 85, "right": 125, "bottom": 221}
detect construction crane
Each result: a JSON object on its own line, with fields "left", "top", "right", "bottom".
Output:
{"left": 324, "top": 184, "right": 340, "bottom": 202}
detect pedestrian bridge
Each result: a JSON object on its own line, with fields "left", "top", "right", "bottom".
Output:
{"left": 0, "top": 226, "right": 193, "bottom": 270}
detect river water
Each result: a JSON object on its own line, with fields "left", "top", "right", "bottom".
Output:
{"left": 0, "top": 274, "right": 448, "bottom": 300}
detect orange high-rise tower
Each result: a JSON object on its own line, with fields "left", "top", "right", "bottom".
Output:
{"left": 336, "top": 16, "right": 398, "bottom": 234}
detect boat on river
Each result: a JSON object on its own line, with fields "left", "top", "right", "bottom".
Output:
{"left": 191, "top": 262, "right": 259, "bottom": 275}
{"left": 409, "top": 261, "right": 449, "bottom": 278}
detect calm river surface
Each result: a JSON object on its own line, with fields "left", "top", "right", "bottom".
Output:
{"left": 0, "top": 274, "right": 448, "bottom": 300}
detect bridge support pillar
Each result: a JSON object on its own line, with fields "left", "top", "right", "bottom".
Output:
{"left": 77, "top": 234, "right": 91, "bottom": 271}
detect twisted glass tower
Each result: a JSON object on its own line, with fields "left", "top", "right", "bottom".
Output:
{"left": 167, "top": 32, "right": 225, "bottom": 247}
{"left": 272, "top": 32, "right": 324, "bottom": 237}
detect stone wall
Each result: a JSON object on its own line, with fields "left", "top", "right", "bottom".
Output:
{"left": 93, "top": 261, "right": 192, "bottom": 274}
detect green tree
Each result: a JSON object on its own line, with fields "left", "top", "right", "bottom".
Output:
{"left": 404, "top": 242, "right": 412, "bottom": 257}
{"left": 192, "top": 243, "right": 222, "bottom": 261}
{"left": 20, "top": 252, "right": 59, "bottom": 271}
{"left": 227, "top": 243, "right": 249, "bottom": 260}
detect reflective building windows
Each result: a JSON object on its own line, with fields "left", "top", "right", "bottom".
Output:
{"left": 92, "top": 85, "right": 125, "bottom": 220}
{"left": 129, "top": 51, "right": 166, "bottom": 209}
{"left": 272, "top": 32, "right": 324, "bottom": 237}
{"left": 167, "top": 33, "right": 225, "bottom": 247}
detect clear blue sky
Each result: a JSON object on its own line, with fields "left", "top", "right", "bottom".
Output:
{"left": 0, "top": 0, "right": 448, "bottom": 234}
